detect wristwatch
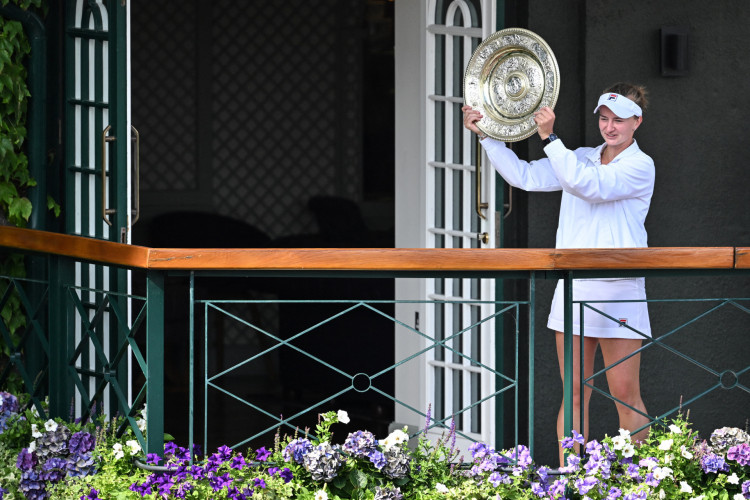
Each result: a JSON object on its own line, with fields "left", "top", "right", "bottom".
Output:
{"left": 541, "top": 133, "right": 558, "bottom": 146}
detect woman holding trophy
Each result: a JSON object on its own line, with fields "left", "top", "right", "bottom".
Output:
{"left": 463, "top": 73, "right": 654, "bottom": 464}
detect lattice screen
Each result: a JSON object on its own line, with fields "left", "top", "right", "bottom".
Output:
{"left": 132, "top": 0, "right": 364, "bottom": 239}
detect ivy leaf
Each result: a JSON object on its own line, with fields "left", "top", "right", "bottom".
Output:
{"left": 47, "top": 195, "right": 61, "bottom": 217}
{"left": 0, "top": 180, "right": 19, "bottom": 203}
{"left": 8, "top": 195, "right": 31, "bottom": 223}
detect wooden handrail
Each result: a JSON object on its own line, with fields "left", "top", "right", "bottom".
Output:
{"left": 736, "top": 247, "right": 750, "bottom": 269}
{"left": 0, "top": 226, "right": 742, "bottom": 271}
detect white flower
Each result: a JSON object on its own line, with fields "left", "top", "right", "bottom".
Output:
{"left": 28, "top": 441, "right": 36, "bottom": 452}
{"left": 44, "top": 419, "right": 58, "bottom": 432}
{"left": 727, "top": 473, "right": 739, "bottom": 485}
{"left": 658, "top": 490, "right": 666, "bottom": 499}
{"left": 680, "top": 481, "right": 693, "bottom": 493}
{"left": 680, "top": 445, "right": 693, "bottom": 459}
{"left": 652, "top": 466, "right": 673, "bottom": 480}
{"left": 618, "top": 428, "right": 632, "bottom": 438}
{"left": 657, "top": 438, "right": 673, "bottom": 450}
{"left": 31, "top": 424, "right": 42, "bottom": 438}
{"left": 382, "top": 429, "right": 409, "bottom": 450}
{"left": 113, "top": 443, "right": 125, "bottom": 459}
{"left": 126, "top": 439, "right": 142, "bottom": 456}
{"left": 611, "top": 434, "right": 628, "bottom": 450}
{"left": 137, "top": 418, "right": 147, "bottom": 433}
{"left": 734, "top": 494, "right": 746, "bottom": 500}
{"left": 664, "top": 453, "right": 674, "bottom": 464}
{"left": 314, "top": 490, "right": 328, "bottom": 500}
{"left": 435, "top": 483, "right": 449, "bottom": 494}
{"left": 669, "top": 424, "right": 682, "bottom": 434}
{"left": 31, "top": 405, "right": 39, "bottom": 418}
{"left": 622, "top": 442, "right": 635, "bottom": 458}
{"left": 337, "top": 410, "right": 350, "bottom": 425}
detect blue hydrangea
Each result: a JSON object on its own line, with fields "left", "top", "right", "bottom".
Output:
{"left": 343, "top": 430, "right": 377, "bottom": 457}
{"left": 368, "top": 449, "right": 386, "bottom": 470}
{"left": 283, "top": 438, "right": 313, "bottom": 464}
{"left": 700, "top": 452, "right": 730, "bottom": 474}
{"left": 66, "top": 452, "right": 98, "bottom": 477}
{"left": 19, "top": 470, "right": 47, "bottom": 500}
{"left": 302, "top": 442, "right": 346, "bottom": 482}
{"left": 374, "top": 486, "right": 403, "bottom": 500}
{"left": 17, "top": 447, "right": 37, "bottom": 471}
{"left": 68, "top": 431, "right": 96, "bottom": 455}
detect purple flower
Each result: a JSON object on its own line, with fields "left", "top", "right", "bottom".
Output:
{"left": 253, "top": 477, "right": 266, "bottom": 489}
{"left": 231, "top": 454, "right": 247, "bottom": 470}
{"left": 469, "top": 442, "right": 490, "bottom": 458}
{"left": 626, "top": 463, "right": 640, "bottom": 479}
{"left": 344, "top": 430, "right": 378, "bottom": 457}
{"left": 548, "top": 478, "right": 567, "bottom": 496}
{"left": 146, "top": 453, "right": 161, "bottom": 465}
{"left": 561, "top": 430, "right": 585, "bottom": 450}
{"left": 16, "top": 448, "right": 37, "bottom": 471}
{"left": 283, "top": 438, "right": 313, "bottom": 464}
{"left": 530, "top": 482, "right": 546, "bottom": 497}
{"left": 424, "top": 405, "right": 432, "bottom": 432}
{"left": 68, "top": 431, "right": 96, "bottom": 455}
{"left": 368, "top": 449, "right": 386, "bottom": 469}
{"left": 575, "top": 476, "right": 599, "bottom": 495}
{"left": 727, "top": 443, "right": 750, "bottom": 466}
{"left": 41, "top": 457, "right": 68, "bottom": 482}
{"left": 19, "top": 470, "right": 47, "bottom": 500}
{"left": 607, "top": 486, "right": 622, "bottom": 499}
{"left": 216, "top": 445, "right": 233, "bottom": 461}
{"left": 488, "top": 471, "right": 503, "bottom": 487}
{"left": 80, "top": 488, "right": 101, "bottom": 500}
{"left": 279, "top": 467, "right": 293, "bottom": 483}
{"left": 700, "top": 452, "right": 730, "bottom": 473}
{"left": 255, "top": 446, "right": 271, "bottom": 462}
{"left": 742, "top": 480, "right": 750, "bottom": 497}
{"left": 209, "top": 473, "right": 233, "bottom": 491}
{"left": 0, "top": 392, "right": 20, "bottom": 415}
{"left": 624, "top": 492, "right": 647, "bottom": 500}
{"left": 643, "top": 472, "right": 660, "bottom": 487}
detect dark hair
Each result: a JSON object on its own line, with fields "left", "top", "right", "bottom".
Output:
{"left": 603, "top": 83, "right": 649, "bottom": 112}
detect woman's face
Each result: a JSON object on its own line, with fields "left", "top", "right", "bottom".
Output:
{"left": 598, "top": 106, "right": 642, "bottom": 151}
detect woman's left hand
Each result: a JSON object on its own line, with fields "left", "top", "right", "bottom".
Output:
{"left": 534, "top": 107, "right": 556, "bottom": 140}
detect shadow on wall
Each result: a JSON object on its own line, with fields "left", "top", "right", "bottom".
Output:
{"left": 140, "top": 196, "right": 395, "bottom": 450}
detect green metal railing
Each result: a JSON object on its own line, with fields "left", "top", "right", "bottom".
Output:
{"left": 0, "top": 228, "right": 748, "bottom": 463}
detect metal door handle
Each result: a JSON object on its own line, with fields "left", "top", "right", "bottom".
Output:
{"left": 475, "top": 137, "right": 488, "bottom": 220}
{"left": 101, "top": 125, "right": 116, "bottom": 226}
{"left": 131, "top": 126, "right": 140, "bottom": 226}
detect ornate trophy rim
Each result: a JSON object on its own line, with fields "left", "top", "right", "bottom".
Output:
{"left": 463, "top": 27, "right": 560, "bottom": 142}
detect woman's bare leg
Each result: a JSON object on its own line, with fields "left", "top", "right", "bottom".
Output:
{"left": 599, "top": 337, "right": 650, "bottom": 442}
{"left": 555, "top": 331, "right": 598, "bottom": 466}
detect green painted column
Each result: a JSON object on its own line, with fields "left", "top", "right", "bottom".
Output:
{"left": 563, "top": 272, "right": 574, "bottom": 450}
{"left": 146, "top": 271, "right": 165, "bottom": 459}
{"left": 47, "top": 255, "right": 70, "bottom": 419}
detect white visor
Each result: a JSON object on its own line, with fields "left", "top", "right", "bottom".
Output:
{"left": 593, "top": 93, "right": 642, "bottom": 118}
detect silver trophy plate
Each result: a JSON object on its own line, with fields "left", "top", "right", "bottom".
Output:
{"left": 464, "top": 28, "right": 560, "bottom": 142}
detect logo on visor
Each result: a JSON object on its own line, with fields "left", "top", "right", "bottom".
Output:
{"left": 618, "top": 318, "right": 628, "bottom": 327}
{"left": 607, "top": 94, "right": 618, "bottom": 101}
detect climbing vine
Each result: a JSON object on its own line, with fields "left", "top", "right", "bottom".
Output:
{"left": 0, "top": 0, "right": 46, "bottom": 392}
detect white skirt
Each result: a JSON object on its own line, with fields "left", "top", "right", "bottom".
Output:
{"left": 547, "top": 278, "right": 651, "bottom": 339}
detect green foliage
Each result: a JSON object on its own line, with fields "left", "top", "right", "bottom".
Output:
{"left": 0, "top": 0, "right": 49, "bottom": 394}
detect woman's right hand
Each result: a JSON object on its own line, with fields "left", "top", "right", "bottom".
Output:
{"left": 462, "top": 105, "right": 483, "bottom": 135}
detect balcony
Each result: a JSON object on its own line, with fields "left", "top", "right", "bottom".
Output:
{"left": 0, "top": 226, "right": 747, "bottom": 466}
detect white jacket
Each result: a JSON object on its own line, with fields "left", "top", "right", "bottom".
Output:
{"left": 480, "top": 138, "right": 655, "bottom": 249}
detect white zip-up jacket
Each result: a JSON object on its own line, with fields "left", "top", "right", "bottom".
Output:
{"left": 480, "top": 138, "right": 655, "bottom": 249}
